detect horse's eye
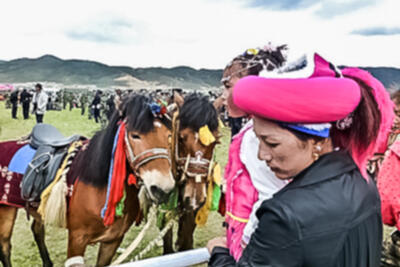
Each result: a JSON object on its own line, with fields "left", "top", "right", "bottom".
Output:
{"left": 131, "top": 134, "right": 141, "bottom": 139}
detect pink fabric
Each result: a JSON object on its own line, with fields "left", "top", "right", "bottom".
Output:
{"left": 233, "top": 76, "right": 361, "bottom": 123}
{"left": 310, "top": 53, "right": 338, "bottom": 78}
{"left": 341, "top": 67, "right": 395, "bottom": 178}
{"left": 377, "top": 140, "right": 400, "bottom": 229}
{"left": 225, "top": 126, "right": 258, "bottom": 260}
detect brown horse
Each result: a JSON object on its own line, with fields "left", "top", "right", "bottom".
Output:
{"left": 65, "top": 94, "right": 175, "bottom": 267}
{"left": 0, "top": 94, "right": 175, "bottom": 267}
{"left": 162, "top": 93, "right": 220, "bottom": 254}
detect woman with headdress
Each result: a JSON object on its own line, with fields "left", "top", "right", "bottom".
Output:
{"left": 218, "top": 43, "right": 290, "bottom": 261}
{"left": 376, "top": 90, "right": 400, "bottom": 266}
{"left": 207, "top": 53, "right": 394, "bottom": 266}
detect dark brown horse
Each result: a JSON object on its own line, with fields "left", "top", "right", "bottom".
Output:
{"left": 0, "top": 94, "right": 175, "bottom": 267}
{"left": 162, "top": 93, "right": 220, "bottom": 254}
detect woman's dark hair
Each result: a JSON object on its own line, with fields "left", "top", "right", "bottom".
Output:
{"left": 228, "top": 45, "right": 288, "bottom": 78}
{"left": 330, "top": 77, "right": 381, "bottom": 154}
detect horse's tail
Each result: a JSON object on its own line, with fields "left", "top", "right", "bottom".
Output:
{"left": 44, "top": 177, "right": 68, "bottom": 227}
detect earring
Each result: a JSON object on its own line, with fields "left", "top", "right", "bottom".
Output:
{"left": 312, "top": 152, "right": 320, "bottom": 161}
{"left": 315, "top": 145, "right": 322, "bottom": 152}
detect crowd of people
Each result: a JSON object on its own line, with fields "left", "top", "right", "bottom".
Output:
{"left": 4, "top": 85, "right": 229, "bottom": 128}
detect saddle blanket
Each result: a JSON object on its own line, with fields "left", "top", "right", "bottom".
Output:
{"left": 0, "top": 141, "right": 26, "bottom": 207}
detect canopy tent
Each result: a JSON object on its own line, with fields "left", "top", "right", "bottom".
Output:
{"left": 0, "top": 84, "right": 14, "bottom": 91}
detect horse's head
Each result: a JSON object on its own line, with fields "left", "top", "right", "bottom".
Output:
{"left": 174, "top": 93, "right": 219, "bottom": 211}
{"left": 121, "top": 95, "right": 175, "bottom": 203}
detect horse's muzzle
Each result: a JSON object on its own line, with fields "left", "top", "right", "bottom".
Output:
{"left": 150, "top": 185, "right": 169, "bottom": 203}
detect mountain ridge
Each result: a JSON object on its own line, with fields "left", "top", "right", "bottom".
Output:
{"left": 0, "top": 55, "right": 399, "bottom": 90}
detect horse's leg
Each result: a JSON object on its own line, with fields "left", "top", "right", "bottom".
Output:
{"left": 66, "top": 229, "right": 89, "bottom": 267}
{"left": 30, "top": 218, "right": 53, "bottom": 267}
{"left": 176, "top": 210, "right": 196, "bottom": 251}
{"left": 95, "top": 237, "right": 124, "bottom": 267}
{"left": 0, "top": 205, "right": 17, "bottom": 267}
{"left": 162, "top": 228, "right": 174, "bottom": 254}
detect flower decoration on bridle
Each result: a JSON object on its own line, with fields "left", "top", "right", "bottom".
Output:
{"left": 148, "top": 100, "right": 167, "bottom": 118}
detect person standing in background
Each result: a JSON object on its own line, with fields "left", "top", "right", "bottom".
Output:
{"left": 32, "top": 83, "right": 48, "bottom": 123}
{"left": 80, "top": 92, "right": 88, "bottom": 116}
{"left": 91, "top": 90, "right": 102, "bottom": 123}
{"left": 20, "top": 88, "right": 32, "bottom": 119}
{"left": 10, "top": 88, "right": 19, "bottom": 119}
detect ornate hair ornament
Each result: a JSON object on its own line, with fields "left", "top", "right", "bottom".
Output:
{"left": 335, "top": 113, "right": 353, "bottom": 130}
{"left": 221, "top": 42, "right": 288, "bottom": 85}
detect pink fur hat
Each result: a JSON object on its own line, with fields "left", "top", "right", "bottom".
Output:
{"left": 232, "top": 53, "right": 361, "bottom": 123}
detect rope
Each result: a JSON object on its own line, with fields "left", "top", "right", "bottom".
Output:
{"left": 110, "top": 205, "right": 177, "bottom": 265}
{"left": 133, "top": 215, "right": 176, "bottom": 261}
{"left": 111, "top": 205, "right": 157, "bottom": 265}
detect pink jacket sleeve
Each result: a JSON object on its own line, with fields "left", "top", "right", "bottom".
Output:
{"left": 377, "top": 140, "right": 400, "bottom": 229}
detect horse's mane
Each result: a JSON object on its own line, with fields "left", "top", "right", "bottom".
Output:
{"left": 179, "top": 93, "right": 218, "bottom": 132}
{"left": 75, "top": 94, "right": 167, "bottom": 188}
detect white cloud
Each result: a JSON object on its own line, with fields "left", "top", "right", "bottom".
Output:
{"left": 0, "top": 0, "right": 399, "bottom": 69}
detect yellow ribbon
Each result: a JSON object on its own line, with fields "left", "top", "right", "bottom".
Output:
{"left": 226, "top": 211, "right": 249, "bottom": 223}
{"left": 199, "top": 125, "right": 215, "bottom": 146}
{"left": 246, "top": 48, "right": 259, "bottom": 55}
{"left": 213, "top": 163, "right": 221, "bottom": 186}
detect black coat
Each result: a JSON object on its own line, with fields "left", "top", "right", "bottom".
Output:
{"left": 10, "top": 91, "right": 18, "bottom": 104}
{"left": 20, "top": 90, "right": 32, "bottom": 104}
{"left": 209, "top": 150, "right": 382, "bottom": 267}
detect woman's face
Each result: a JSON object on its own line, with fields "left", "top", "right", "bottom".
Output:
{"left": 253, "top": 116, "right": 316, "bottom": 179}
{"left": 221, "top": 62, "right": 247, "bottom": 118}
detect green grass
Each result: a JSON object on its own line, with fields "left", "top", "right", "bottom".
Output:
{"left": 0, "top": 101, "right": 227, "bottom": 266}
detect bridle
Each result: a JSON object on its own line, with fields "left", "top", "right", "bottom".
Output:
{"left": 172, "top": 112, "right": 216, "bottom": 185}
{"left": 123, "top": 122, "right": 171, "bottom": 180}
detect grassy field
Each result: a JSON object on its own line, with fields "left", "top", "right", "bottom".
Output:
{"left": 0, "top": 102, "right": 228, "bottom": 267}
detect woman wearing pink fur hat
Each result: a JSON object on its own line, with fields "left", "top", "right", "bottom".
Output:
{"left": 207, "top": 51, "right": 394, "bottom": 266}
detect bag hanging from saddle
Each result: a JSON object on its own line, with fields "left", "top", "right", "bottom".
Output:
{"left": 21, "top": 145, "right": 68, "bottom": 202}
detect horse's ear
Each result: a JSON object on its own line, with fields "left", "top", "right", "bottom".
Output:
{"left": 173, "top": 91, "right": 184, "bottom": 108}
{"left": 213, "top": 95, "right": 224, "bottom": 110}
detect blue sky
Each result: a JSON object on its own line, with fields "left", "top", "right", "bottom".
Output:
{"left": 0, "top": 0, "right": 399, "bottom": 68}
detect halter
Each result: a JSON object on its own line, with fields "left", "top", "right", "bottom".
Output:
{"left": 124, "top": 126, "right": 171, "bottom": 178}
{"left": 171, "top": 112, "right": 215, "bottom": 185}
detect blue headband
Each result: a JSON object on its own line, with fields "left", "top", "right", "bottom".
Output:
{"left": 281, "top": 123, "right": 331, "bottom": 138}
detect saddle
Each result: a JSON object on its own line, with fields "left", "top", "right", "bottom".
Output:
{"left": 21, "top": 124, "right": 83, "bottom": 202}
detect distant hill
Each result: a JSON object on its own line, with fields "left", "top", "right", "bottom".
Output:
{"left": 361, "top": 67, "right": 400, "bottom": 90}
{"left": 0, "top": 55, "right": 222, "bottom": 90}
{"left": 0, "top": 55, "right": 399, "bottom": 91}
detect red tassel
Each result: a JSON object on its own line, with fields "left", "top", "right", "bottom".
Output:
{"left": 103, "top": 122, "right": 127, "bottom": 226}
{"left": 128, "top": 174, "right": 137, "bottom": 185}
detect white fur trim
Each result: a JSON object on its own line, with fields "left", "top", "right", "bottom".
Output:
{"left": 260, "top": 53, "right": 315, "bottom": 79}
{"left": 65, "top": 256, "right": 84, "bottom": 267}
{"left": 299, "top": 123, "right": 332, "bottom": 131}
